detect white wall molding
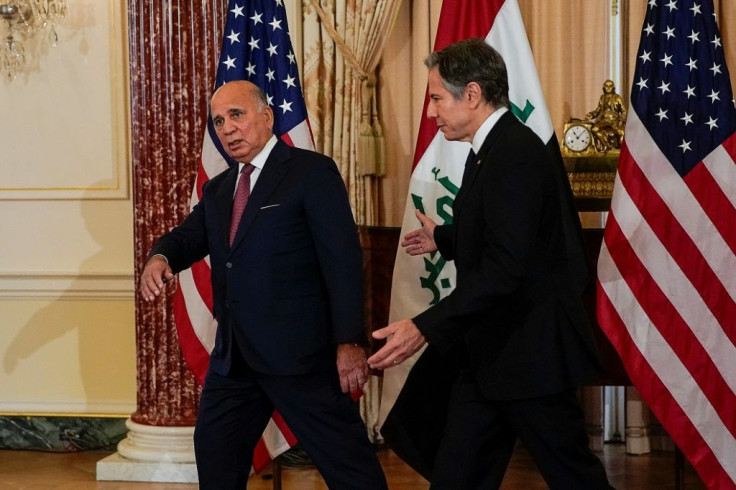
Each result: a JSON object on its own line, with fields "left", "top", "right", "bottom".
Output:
{"left": 0, "top": 399, "right": 136, "bottom": 416}
{"left": 0, "top": 271, "right": 134, "bottom": 300}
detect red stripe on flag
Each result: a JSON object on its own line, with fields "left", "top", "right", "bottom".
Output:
{"left": 433, "top": 0, "right": 501, "bottom": 51}
{"left": 596, "top": 284, "right": 733, "bottom": 490}
{"left": 173, "top": 287, "right": 211, "bottom": 384}
{"left": 617, "top": 145, "right": 736, "bottom": 345}
{"left": 723, "top": 131, "right": 736, "bottom": 162}
{"left": 602, "top": 214, "right": 736, "bottom": 438}
{"left": 280, "top": 132, "right": 294, "bottom": 147}
{"left": 252, "top": 438, "right": 271, "bottom": 474}
{"left": 195, "top": 159, "right": 209, "bottom": 200}
{"left": 271, "top": 411, "right": 298, "bottom": 447}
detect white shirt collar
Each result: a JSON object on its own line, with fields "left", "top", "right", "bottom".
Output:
{"left": 471, "top": 106, "right": 509, "bottom": 154}
{"left": 238, "top": 134, "right": 278, "bottom": 172}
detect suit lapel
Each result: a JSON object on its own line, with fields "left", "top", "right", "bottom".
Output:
{"left": 453, "top": 111, "right": 516, "bottom": 214}
{"left": 228, "top": 139, "right": 291, "bottom": 253}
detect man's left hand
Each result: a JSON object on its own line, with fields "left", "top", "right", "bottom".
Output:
{"left": 367, "top": 319, "right": 426, "bottom": 370}
{"left": 336, "top": 343, "right": 369, "bottom": 394}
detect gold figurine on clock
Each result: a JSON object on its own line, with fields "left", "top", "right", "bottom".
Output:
{"left": 561, "top": 79, "right": 627, "bottom": 156}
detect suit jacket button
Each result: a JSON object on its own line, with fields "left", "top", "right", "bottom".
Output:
{"left": 226, "top": 262, "right": 232, "bottom": 268}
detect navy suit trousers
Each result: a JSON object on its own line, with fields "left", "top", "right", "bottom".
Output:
{"left": 193, "top": 361, "right": 387, "bottom": 490}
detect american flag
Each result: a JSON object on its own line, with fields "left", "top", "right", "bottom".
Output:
{"left": 173, "top": 0, "right": 312, "bottom": 472}
{"left": 597, "top": 1, "right": 736, "bottom": 488}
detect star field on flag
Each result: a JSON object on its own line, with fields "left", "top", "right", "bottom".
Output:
{"left": 214, "top": 0, "right": 308, "bottom": 136}
{"left": 631, "top": 0, "right": 736, "bottom": 175}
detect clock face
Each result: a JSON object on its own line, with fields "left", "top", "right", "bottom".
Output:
{"left": 564, "top": 124, "right": 592, "bottom": 152}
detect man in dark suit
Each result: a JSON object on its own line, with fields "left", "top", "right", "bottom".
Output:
{"left": 140, "top": 80, "right": 387, "bottom": 490}
{"left": 368, "top": 39, "right": 612, "bottom": 489}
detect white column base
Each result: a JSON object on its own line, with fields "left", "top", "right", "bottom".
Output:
{"left": 625, "top": 387, "right": 651, "bottom": 455}
{"left": 96, "top": 419, "right": 198, "bottom": 483}
{"left": 96, "top": 452, "right": 198, "bottom": 483}
{"left": 625, "top": 426, "right": 652, "bottom": 455}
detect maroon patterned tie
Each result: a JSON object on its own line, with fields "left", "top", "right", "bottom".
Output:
{"left": 229, "top": 164, "right": 256, "bottom": 246}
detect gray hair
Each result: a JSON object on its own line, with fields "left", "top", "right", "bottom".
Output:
{"left": 251, "top": 85, "right": 268, "bottom": 112}
{"left": 425, "top": 38, "right": 510, "bottom": 109}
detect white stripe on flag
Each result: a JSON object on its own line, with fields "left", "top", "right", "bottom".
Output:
{"left": 285, "top": 120, "right": 314, "bottom": 150}
{"left": 178, "top": 267, "right": 217, "bottom": 353}
{"left": 262, "top": 419, "right": 291, "bottom": 458}
{"left": 598, "top": 243, "right": 736, "bottom": 480}
{"left": 197, "top": 133, "right": 229, "bottom": 195}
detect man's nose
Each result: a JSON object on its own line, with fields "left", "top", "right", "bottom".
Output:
{"left": 221, "top": 118, "right": 236, "bottom": 134}
{"left": 426, "top": 104, "right": 437, "bottom": 119}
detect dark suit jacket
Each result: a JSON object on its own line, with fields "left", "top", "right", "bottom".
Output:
{"left": 150, "top": 139, "right": 364, "bottom": 377}
{"left": 383, "top": 112, "right": 601, "bottom": 478}
{"left": 415, "top": 111, "right": 600, "bottom": 398}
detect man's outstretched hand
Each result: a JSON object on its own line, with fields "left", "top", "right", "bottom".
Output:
{"left": 367, "top": 319, "right": 426, "bottom": 370}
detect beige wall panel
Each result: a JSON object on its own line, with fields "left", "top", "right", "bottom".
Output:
{"left": 0, "top": 298, "right": 136, "bottom": 414}
{"left": 0, "top": 0, "right": 128, "bottom": 200}
{"left": 0, "top": 200, "right": 133, "bottom": 273}
{"left": 0, "top": 0, "right": 135, "bottom": 415}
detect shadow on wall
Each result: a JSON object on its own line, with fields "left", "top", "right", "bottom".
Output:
{"left": 1, "top": 181, "right": 135, "bottom": 450}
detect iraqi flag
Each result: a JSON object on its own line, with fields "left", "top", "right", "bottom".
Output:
{"left": 378, "top": 0, "right": 582, "bottom": 478}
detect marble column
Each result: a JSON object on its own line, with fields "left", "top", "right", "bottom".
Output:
{"left": 97, "top": 0, "right": 229, "bottom": 483}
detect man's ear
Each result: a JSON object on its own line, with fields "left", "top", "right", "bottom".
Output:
{"left": 263, "top": 105, "right": 275, "bottom": 125}
{"left": 465, "top": 81, "right": 483, "bottom": 108}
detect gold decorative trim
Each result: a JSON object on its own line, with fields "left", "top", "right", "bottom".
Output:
{"left": 568, "top": 172, "right": 616, "bottom": 199}
{"left": 563, "top": 153, "right": 618, "bottom": 211}
{"left": 0, "top": 400, "right": 135, "bottom": 416}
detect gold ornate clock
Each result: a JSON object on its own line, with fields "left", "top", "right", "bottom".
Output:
{"left": 562, "top": 120, "right": 594, "bottom": 156}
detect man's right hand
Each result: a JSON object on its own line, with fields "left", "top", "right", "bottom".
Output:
{"left": 401, "top": 210, "right": 438, "bottom": 255}
{"left": 140, "top": 255, "right": 174, "bottom": 302}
